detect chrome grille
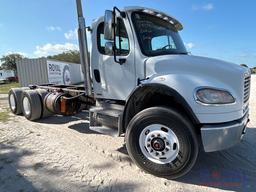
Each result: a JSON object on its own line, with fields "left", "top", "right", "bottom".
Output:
{"left": 244, "top": 74, "right": 251, "bottom": 104}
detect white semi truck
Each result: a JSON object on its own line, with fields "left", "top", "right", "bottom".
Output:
{"left": 8, "top": 0, "right": 251, "bottom": 178}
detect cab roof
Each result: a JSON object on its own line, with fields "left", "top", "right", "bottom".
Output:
{"left": 92, "top": 7, "right": 183, "bottom": 31}
{"left": 123, "top": 6, "right": 183, "bottom": 31}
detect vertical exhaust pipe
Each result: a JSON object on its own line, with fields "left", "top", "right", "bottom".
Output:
{"left": 76, "top": 0, "right": 92, "bottom": 96}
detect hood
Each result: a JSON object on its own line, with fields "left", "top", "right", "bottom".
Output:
{"left": 145, "top": 55, "right": 249, "bottom": 92}
{"left": 146, "top": 54, "right": 246, "bottom": 78}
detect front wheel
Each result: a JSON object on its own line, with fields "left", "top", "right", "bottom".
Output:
{"left": 125, "top": 107, "right": 199, "bottom": 179}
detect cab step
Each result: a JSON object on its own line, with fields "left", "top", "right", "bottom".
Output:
{"left": 89, "top": 104, "right": 124, "bottom": 136}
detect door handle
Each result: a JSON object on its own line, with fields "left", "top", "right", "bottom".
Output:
{"left": 94, "top": 70, "right": 101, "bottom": 83}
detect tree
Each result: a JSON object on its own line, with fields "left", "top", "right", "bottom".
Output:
{"left": 0, "top": 53, "right": 24, "bottom": 75}
{"left": 47, "top": 50, "right": 81, "bottom": 64}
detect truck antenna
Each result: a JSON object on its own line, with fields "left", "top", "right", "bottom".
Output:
{"left": 76, "top": 0, "right": 92, "bottom": 96}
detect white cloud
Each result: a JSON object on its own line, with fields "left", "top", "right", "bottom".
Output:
{"left": 192, "top": 3, "right": 214, "bottom": 11}
{"left": 34, "top": 43, "right": 79, "bottom": 57}
{"left": 185, "top": 42, "right": 195, "bottom": 49}
{"left": 46, "top": 26, "right": 62, "bottom": 31}
{"left": 203, "top": 3, "right": 214, "bottom": 11}
{"left": 64, "top": 29, "right": 78, "bottom": 40}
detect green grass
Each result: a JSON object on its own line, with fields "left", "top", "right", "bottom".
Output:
{"left": 0, "top": 110, "right": 10, "bottom": 122}
{"left": 0, "top": 82, "right": 20, "bottom": 94}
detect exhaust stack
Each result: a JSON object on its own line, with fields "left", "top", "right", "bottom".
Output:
{"left": 76, "top": 0, "right": 92, "bottom": 96}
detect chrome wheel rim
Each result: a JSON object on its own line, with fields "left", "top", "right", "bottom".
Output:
{"left": 23, "top": 97, "right": 31, "bottom": 116}
{"left": 9, "top": 94, "right": 16, "bottom": 111}
{"left": 139, "top": 124, "right": 180, "bottom": 164}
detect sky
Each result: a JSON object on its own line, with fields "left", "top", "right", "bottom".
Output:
{"left": 0, "top": 0, "right": 255, "bottom": 67}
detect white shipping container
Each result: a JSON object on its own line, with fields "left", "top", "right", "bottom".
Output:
{"left": 17, "top": 58, "right": 84, "bottom": 87}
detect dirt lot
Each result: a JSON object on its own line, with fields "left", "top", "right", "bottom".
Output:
{"left": 0, "top": 76, "right": 255, "bottom": 192}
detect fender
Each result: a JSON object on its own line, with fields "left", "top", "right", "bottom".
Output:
{"left": 121, "top": 83, "right": 200, "bottom": 134}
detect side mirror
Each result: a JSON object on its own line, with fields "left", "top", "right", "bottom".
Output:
{"left": 105, "top": 41, "right": 114, "bottom": 56}
{"left": 104, "top": 10, "right": 114, "bottom": 40}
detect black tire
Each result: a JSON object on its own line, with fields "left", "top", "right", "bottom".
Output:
{"left": 8, "top": 87, "right": 29, "bottom": 115}
{"left": 125, "top": 107, "right": 199, "bottom": 179}
{"left": 21, "top": 90, "right": 42, "bottom": 121}
{"left": 36, "top": 89, "right": 52, "bottom": 118}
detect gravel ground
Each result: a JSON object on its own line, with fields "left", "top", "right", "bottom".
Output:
{"left": 0, "top": 76, "right": 255, "bottom": 192}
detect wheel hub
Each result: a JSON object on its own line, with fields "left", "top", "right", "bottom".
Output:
{"left": 151, "top": 138, "right": 165, "bottom": 151}
{"left": 139, "top": 124, "right": 180, "bottom": 164}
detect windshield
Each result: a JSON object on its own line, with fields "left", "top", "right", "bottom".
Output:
{"left": 131, "top": 12, "right": 187, "bottom": 56}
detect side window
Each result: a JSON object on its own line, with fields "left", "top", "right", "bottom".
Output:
{"left": 115, "top": 19, "right": 130, "bottom": 55}
{"left": 151, "top": 35, "right": 176, "bottom": 51}
{"left": 97, "top": 27, "right": 107, "bottom": 54}
{"left": 97, "top": 19, "right": 130, "bottom": 55}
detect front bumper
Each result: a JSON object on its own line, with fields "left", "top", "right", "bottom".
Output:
{"left": 201, "top": 113, "right": 249, "bottom": 152}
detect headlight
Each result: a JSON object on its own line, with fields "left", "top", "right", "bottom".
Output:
{"left": 195, "top": 88, "right": 235, "bottom": 104}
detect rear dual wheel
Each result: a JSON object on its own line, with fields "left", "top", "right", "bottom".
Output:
{"left": 125, "top": 107, "right": 199, "bottom": 179}
{"left": 9, "top": 87, "right": 52, "bottom": 121}
{"left": 22, "top": 90, "right": 42, "bottom": 121}
{"left": 8, "top": 88, "right": 29, "bottom": 115}
{"left": 21, "top": 89, "right": 52, "bottom": 121}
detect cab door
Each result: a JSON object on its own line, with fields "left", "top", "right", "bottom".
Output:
{"left": 91, "top": 17, "right": 136, "bottom": 101}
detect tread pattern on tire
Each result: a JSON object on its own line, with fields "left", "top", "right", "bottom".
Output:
{"left": 22, "top": 90, "right": 42, "bottom": 121}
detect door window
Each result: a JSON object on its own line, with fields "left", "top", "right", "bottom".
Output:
{"left": 97, "top": 19, "right": 130, "bottom": 56}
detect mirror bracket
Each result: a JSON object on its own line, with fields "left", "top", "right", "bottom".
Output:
{"left": 113, "top": 7, "right": 126, "bottom": 18}
{"left": 104, "top": 7, "right": 126, "bottom": 65}
{"left": 118, "top": 58, "right": 126, "bottom": 65}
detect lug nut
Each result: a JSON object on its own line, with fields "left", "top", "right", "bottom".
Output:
{"left": 162, "top": 152, "right": 165, "bottom": 155}
{"left": 150, "top": 149, "right": 154, "bottom": 153}
{"left": 163, "top": 137, "right": 166, "bottom": 140}
{"left": 147, "top": 144, "right": 150, "bottom": 147}
{"left": 155, "top": 152, "right": 159, "bottom": 156}
{"left": 151, "top": 134, "right": 155, "bottom": 138}
{"left": 147, "top": 138, "right": 151, "bottom": 142}
{"left": 157, "top": 134, "right": 161, "bottom": 137}
{"left": 166, "top": 148, "right": 169, "bottom": 152}
{"left": 166, "top": 142, "right": 170, "bottom": 146}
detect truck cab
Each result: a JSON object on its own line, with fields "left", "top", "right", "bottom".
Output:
{"left": 91, "top": 7, "right": 186, "bottom": 100}
{"left": 89, "top": 7, "right": 251, "bottom": 178}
